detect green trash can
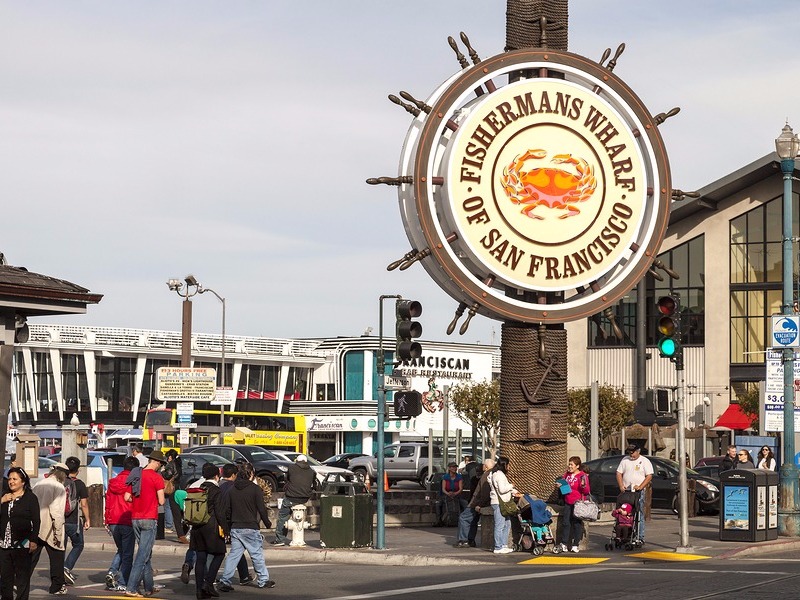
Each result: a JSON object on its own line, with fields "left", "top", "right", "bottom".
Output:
{"left": 319, "top": 475, "right": 373, "bottom": 548}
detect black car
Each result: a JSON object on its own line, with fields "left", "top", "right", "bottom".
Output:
{"left": 178, "top": 453, "right": 234, "bottom": 490}
{"left": 183, "top": 445, "right": 289, "bottom": 493}
{"left": 583, "top": 455, "right": 720, "bottom": 513}
{"left": 321, "top": 453, "right": 367, "bottom": 470}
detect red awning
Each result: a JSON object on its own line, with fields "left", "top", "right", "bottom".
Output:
{"left": 714, "top": 403, "right": 755, "bottom": 430}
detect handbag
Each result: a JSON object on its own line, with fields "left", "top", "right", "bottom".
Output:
{"left": 163, "top": 476, "right": 175, "bottom": 496}
{"left": 573, "top": 496, "right": 600, "bottom": 521}
{"left": 491, "top": 474, "right": 520, "bottom": 518}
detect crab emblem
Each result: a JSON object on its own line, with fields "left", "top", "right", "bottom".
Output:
{"left": 500, "top": 149, "right": 597, "bottom": 219}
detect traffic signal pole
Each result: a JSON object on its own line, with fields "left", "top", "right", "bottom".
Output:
{"left": 376, "top": 294, "right": 400, "bottom": 550}
{"left": 675, "top": 356, "right": 692, "bottom": 552}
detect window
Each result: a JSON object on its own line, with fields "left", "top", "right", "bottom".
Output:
{"left": 729, "top": 196, "right": 794, "bottom": 364}
{"left": 397, "top": 446, "right": 415, "bottom": 458}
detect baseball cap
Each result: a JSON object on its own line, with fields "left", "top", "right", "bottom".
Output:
{"left": 620, "top": 503, "right": 632, "bottom": 512}
{"left": 295, "top": 454, "right": 308, "bottom": 462}
{"left": 625, "top": 443, "right": 640, "bottom": 454}
{"left": 52, "top": 463, "right": 69, "bottom": 473}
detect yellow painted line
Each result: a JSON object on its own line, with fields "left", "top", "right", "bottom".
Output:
{"left": 627, "top": 551, "right": 711, "bottom": 561}
{"left": 518, "top": 556, "right": 610, "bottom": 565}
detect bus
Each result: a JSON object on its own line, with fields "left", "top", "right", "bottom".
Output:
{"left": 143, "top": 407, "right": 307, "bottom": 452}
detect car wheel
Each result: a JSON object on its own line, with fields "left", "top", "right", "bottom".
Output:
{"left": 418, "top": 468, "right": 429, "bottom": 489}
{"left": 353, "top": 468, "right": 367, "bottom": 483}
{"left": 258, "top": 473, "right": 278, "bottom": 495}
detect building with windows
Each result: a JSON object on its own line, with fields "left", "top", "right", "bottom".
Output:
{"left": 566, "top": 153, "right": 788, "bottom": 441}
{"left": 10, "top": 324, "right": 497, "bottom": 458}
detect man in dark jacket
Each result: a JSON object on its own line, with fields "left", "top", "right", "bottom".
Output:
{"left": 271, "top": 455, "right": 315, "bottom": 547}
{"left": 719, "top": 445, "right": 737, "bottom": 475}
{"left": 217, "top": 463, "right": 274, "bottom": 590}
{"left": 454, "top": 458, "right": 494, "bottom": 548}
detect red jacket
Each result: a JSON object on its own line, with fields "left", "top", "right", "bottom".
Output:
{"left": 562, "top": 470, "right": 590, "bottom": 506}
{"left": 105, "top": 469, "right": 132, "bottom": 526}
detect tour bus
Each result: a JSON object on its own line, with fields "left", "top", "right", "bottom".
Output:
{"left": 143, "top": 406, "right": 307, "bottom": 452}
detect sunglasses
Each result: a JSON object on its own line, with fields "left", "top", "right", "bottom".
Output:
{"left": 738, "top": 453, "right": 747, "bottom": 456}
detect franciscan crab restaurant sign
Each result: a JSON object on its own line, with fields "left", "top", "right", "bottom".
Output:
{"left": 395, "top": 49, "right": 671, "bottom": 324}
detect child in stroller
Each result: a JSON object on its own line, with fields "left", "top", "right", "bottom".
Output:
{"left": 605, "top": 491, "right": 642, "bottom": 550}
{"left": 611, "top": 503, "right": 633, "bottom": 543}
{"left": 515, "top": 495, "right": 558, "bottom": 556}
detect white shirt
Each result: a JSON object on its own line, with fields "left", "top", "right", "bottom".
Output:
{"left": 616, "top": 455, "right": 653, "bottom": 489}
{"left": 757, "top": 457, "right": 776, "bottom": 471}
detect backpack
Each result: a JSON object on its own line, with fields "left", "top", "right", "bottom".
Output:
{"left": 184, "top": 487, "right": 210, "bottom": 527}
{"left": 64, "top": 477, "right": 78, "bottom": 517}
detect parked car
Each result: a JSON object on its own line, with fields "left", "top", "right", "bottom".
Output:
{"left": 583, "top": 454, "right": 720, "bottom": 514}
{"left": 349, "top": 442, "right": 443, "bottom": 488}
{"left": 178, "top": 452, "right": 234, "bottom": 489}
{"left": 50, "top": 451, "right": 127, "bottom": 489}
{"left": 321, "top": 453, "right": 367, "bottom": 470}
{"left": 183, "top": 445, "right": 288, "bottom": 493}
{"left": 694, "top": 456, "right": 724, "bottom": 469}
{"left": 269, "top": 450, "right": 353, "bottom": 489}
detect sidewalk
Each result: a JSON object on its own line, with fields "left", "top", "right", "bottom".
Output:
{"left": 81, "top": 513, "right": 800, "bottom": 566}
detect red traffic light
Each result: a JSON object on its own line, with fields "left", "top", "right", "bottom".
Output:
{"left": 657, "top": 295, "right": 678, "bottom": 315}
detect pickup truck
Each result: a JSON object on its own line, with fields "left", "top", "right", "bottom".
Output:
{"left": 349, "top": 442, "right": 443, "bottom": 488}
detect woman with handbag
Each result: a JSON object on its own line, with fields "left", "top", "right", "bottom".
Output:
{"left": 488, "top": 457, "right": 519, "bottom": 555}
{"left": 558, "top": 456, "right": 591, "bottom": 554}
{"left": 163, "top": 450, "right": 188, "bottom": 543}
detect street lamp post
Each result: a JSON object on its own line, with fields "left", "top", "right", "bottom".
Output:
{"left": 776, "top": 123, "right": 800, "bottom": 536}
{"left": 200, "top": 286, "right": 226, "bottom": 427}
{"left": 167, "top": 275, "right": 201, "bottom": 367}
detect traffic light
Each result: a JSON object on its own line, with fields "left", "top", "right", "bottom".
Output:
{"left": 394, "top": 390, "right": 422, "bottom": 418}
{"left": 656, "top": 294, "right": 682, "bottom": 362}
{"left": 395, "top": 299, "right": 423, "bottom": 361}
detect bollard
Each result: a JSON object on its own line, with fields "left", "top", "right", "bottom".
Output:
{"left": 87, "top": 484, "right": 104, "bottom": 528}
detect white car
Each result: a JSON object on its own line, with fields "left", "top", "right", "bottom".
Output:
{"left": 270, "top": 450, "right": 354, "bottom": 489}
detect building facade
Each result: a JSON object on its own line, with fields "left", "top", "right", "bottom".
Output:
{"left": 10, "top": 324, "right": 497, "bottom": 458}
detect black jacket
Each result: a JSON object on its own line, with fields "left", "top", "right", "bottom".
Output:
{"left": 218, "top": 478, "right": 269, "bottom": 534}
{"left": 283, "top": 462, "right": 314, "bottom": 500}
{"left": 0, "top": 490, "right": 40, "bottom": 546}
{"left": 719, "top": 455, "right": 737, "bottom": 475}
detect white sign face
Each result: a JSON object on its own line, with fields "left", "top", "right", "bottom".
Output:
{"left": 179, "top": 428, "right": 190, "bottom": 445}
{"left": 210, "top": 387, "right": 236, "bottom": 406}
{"left": 156, "top": 367, "right": 216, "bottom": 401}
{"left": 772, "top": 315, "right": 800, "bottom": 348}
{"left": 173, "top": 423, "right": 197, "bottom": 429}
{"left": 384, "top": 375, "right": 410, "bottom": 390}
{"left": 176, "top": 402, "right": 194, "bottom": 414}
{"left": 764, "top": 349, "right": 800, "bottom": 431}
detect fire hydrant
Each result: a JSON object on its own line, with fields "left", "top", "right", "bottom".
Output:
{"left": 286, "top": 503, "right": 310, "bottom": 547}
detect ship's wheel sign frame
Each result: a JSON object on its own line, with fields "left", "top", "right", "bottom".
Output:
{"left": 396, "top": 48, "right": 671, "bottom": 324}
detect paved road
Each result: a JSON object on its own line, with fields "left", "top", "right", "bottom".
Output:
{"left": 35, "top": 549, "right": 800, "bottom": 600}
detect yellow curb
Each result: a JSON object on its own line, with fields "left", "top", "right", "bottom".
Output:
{"left": 518, "top": 556, "right": 610, "bottom": 565}
{"left": 627, "top": 551, "right": 711, "bottom": 561}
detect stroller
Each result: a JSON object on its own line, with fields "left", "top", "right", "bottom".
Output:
{"left": 515, "top": 494, "right": 559, "bottom": 556}
{"left": 605, "top": 489, "right": 643, "bottom": 551}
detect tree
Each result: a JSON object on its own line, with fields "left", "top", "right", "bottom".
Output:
{"left": 735, "top": 386, "right": 759, "bottom": 431}
{"left": 567, "top": 385, "right": 634, "bottom": 451}
{"left": 448, "top": 379, "right": 500, "bottom": 458}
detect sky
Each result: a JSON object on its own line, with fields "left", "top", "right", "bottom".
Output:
{"left": 2, "top": 1, "right": 799, "bottom": 345}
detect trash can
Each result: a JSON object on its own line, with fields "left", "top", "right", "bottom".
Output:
{"left": 319, "top": 475, "right": 372, "bottom": 548}
{"left": 719, "top": 469, "right": 778, "bottom": 542}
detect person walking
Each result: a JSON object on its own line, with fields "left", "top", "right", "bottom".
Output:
{"left": 62, "top": 456, "right": 89, "bottom": 586}
{"left": 616, "top": 443, "right": 653, "bottom": 542}
{"left": 104, "top": 456, "right": 139, "bottom": 592}
{"left": 453, "top": 458, "right": 494, "bottom": 548}
{"left": 0, "top": 467, "right": 40, "bottom": 600}
{"left": 756, "top": 446, "right": 776, "bottom": 471}
{"left": 124, "top": 450, "right": 166, "bottom": 598}
{"left": 271, "top": 455, "right": 314, "bottom": 547}
{"left": 162, "top": 450, "right": 187, "bottom": 543}
{"left": 217, "top": 463, "right": 274, "bottom": 590}
{"left": 488, "top": 457, "right": 519, "bottom": 554}
{"left": 131, "top": 445, "right": 148, "bottom": 469}
{"left": 557, "top": 456, "right": 591, "bottom": 553}
{"left": 31, "top": 463, "right": 68, "bottom": 596}
{"left": 191, "top": 463, "right": 226, "bottom": 599}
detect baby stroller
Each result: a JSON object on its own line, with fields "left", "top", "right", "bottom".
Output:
{"left": 515, "top": 495, "right": 558, "bottom": 556}
{"left": 605, "top": 490, "right": 643, "bottom": 551}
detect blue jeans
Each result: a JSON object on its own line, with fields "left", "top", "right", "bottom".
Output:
{"left": 457, "top": 507, "right": 479, "bottom": 543}
{"left": 164, "top": 503, "right": 174, "bottom": 530}
{"left": 127, "top": 519, "right": 156, "bottom": 594}
{"left": 64, "top": 522, "right": 84, "bottom": 571}
{"left": 636, "top": 489, "right": 646, "bottom": 541}
{"left": 220, "top": 529, "right": 268, "bottom": 586}
{"left": 491, "top": 504, "right": 511, "bottom": 550}
{"left": 275, "top": 497, "right": 305, "bottom": 543}
{"left": 110, "top": 524, "right": 135, "bottom": 587}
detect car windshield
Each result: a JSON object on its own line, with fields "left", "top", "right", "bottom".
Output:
{"left": 658, "top": 458, "right": 699, "bottom": 476}
{"left": 245, "top": 448, "right": 279, "bottom": 462}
